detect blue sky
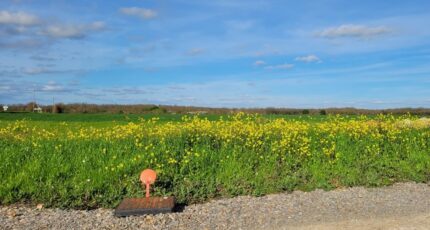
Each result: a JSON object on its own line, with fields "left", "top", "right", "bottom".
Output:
{"left": 1, "top": 0, "right": 430, "bottom": 108}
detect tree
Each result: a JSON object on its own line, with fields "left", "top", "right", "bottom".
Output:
{"left": 53, "top": 103, "right": 65, "bottom": 113}
{"left": 25, "top": 102, "right": 37, "bottom": 112}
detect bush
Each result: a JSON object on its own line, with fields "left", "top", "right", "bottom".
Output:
{"left": 53, "top": 103, "right": 65, "bottom": 113}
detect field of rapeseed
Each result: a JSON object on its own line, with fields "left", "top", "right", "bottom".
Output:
{"left": 0, "top": 113, "right": 429, "bottom": 208}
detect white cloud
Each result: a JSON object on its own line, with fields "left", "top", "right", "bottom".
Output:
{"left": 120, "top": 7, "right": 157, "bottom": 19}
{"left": 0, "top": 85, "right": 11, "bottom": 91}
{"left": 369, "top": 100, "right": 385, "bottom": 104}
{"left": 21, "top": 67, "right": 83, "bottom": 76}
{"left": 0, "top": 10, "right": 40, "bottom": 26}
{"left": 295, "top": 55, "right": 321, "bottom": 63}
{"left": 22, "top": 67, "right": 51, "bottom": 75}
{"left": 186, "top": 48, "right": 204, "bottom": 56}
{"left": 265, "top": 63, "right": 294, "bottom": 70}
{"left": 254, "top": 60, "right": 266, "bottom": 66}
{"left": 41, "top": 82, "right": 64, "bottom": 92}
{"left": 43, "top": 26, "right": 84, "bottom": 39}
{"left": 317, "top": 24, "right": 392, "bottom": 38}
{"left": 41, "top": 21, "right": 105, "bottom": 39}
{"left": 87, "top": 21, "right": 105, "bottom": 30}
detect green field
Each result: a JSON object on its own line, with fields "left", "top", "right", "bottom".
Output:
{"left": 0, "top": 112, "right": 429, "bottom": 209}
{"left": 0, "top": 112, "right": 333, "bottom": 122}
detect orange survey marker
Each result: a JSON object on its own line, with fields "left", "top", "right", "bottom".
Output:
{"left": 114, "top": 168, "right": 175, "bottom": 217}
{"left": 140, "top": 169, "right": 157, "bottom": 198}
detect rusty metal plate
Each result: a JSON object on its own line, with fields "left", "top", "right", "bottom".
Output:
{"left": 114, "top": 196, "right": 175, "bottom": 217}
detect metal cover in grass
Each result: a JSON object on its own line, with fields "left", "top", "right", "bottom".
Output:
{"left": 114, "top": 197, "right": 175, "bottom": 217}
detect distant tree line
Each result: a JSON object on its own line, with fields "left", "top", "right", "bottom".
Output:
{"left": 2, "top": 102, "right": 430, "bottom": 116}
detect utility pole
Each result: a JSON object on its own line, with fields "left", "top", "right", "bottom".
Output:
{"left": 33, "top": 87, "right": 36, "bottom": 112}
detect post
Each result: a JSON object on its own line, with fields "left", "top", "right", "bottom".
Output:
{"left": 33, "top": 88, "right": 35, "bottom": 112}
{"left": 146, "top": 181, "right": 150, "bottom": 198}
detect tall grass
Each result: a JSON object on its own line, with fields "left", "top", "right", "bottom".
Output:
{"left": 0, "top": 114, "right": 429, "bottom": 209}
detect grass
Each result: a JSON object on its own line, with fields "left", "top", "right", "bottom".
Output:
{"left": 0, "top": 112, "right": 186, "bottom": 123}
{"left": 0, "top": 112, "right": 341, "bottom": 123}
{"left": 0, "top": 112, "right": 429, "bottom": 209}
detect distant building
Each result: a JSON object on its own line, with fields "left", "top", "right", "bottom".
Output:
{"left": 33, "top": 107, "right": 43, "bottom": 113}
{"left": 2, "top": 105, "right": 8, "bottom": 112}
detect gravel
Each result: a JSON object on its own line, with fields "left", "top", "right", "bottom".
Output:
{"left": 1, "top": 182, "right": 429, "bottom": 229}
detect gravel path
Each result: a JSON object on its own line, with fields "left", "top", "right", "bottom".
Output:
{"left": 1, "top": 182, "right": 429, "bottom": 229}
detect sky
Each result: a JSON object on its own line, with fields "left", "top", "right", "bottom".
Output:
{"left": 1, "top": 0, "right": 430, "bottom": 108}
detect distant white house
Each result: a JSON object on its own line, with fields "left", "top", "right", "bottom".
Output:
{"left": 33, "top": 107, "right": 42, "bottom": 113}
{"left": 2, "top": 105, "right": 8, "bottom": 112}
